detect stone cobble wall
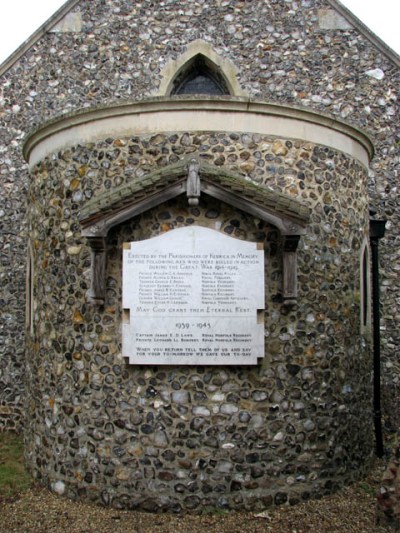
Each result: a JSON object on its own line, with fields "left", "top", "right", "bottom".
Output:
{"left": 23, "top": 131, "right": 372, "bottom": 510}
{"left": 0, "top": 0, "right": 398, "bottom": 446}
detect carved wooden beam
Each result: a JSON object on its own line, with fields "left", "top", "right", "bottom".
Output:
{"left": 81, "top": 183, "right": 185, "bottom": 238}
{"left": 201, "top": 182, "right": 307, "bottom": 235}
{"left": 282, "top": 235, "right": 300, "bottom": 305}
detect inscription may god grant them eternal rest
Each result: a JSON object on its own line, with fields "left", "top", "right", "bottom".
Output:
{"left": 122, "top": 226, "right": 265, "bottom": 365}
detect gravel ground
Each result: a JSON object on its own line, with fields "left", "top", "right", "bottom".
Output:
{"left": 0, "top": 461, "right": 394, "bottom": 533}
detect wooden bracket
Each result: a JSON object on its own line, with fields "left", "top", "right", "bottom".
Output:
{"left": 282, "top": 235, "right": 300, "bottom": 306}
{"left": 87, "top": 237, "right": 107, "bottom": 305}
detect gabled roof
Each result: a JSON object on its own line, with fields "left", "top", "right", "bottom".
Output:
{"left": 1, "top": 0, "right": 399, "bottom": 78}
{"left": 79, "top": 158, "right": 311, "bottom": 239}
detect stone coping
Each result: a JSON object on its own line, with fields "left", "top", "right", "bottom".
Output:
{"left": 23, "top": 97, "right": 374, "bottom": 169}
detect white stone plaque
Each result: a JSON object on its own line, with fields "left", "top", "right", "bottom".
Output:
{"left": 122, "top": 226, "right": 265, "bottom": 365}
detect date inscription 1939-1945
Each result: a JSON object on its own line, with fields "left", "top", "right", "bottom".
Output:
{"left": 122, "top": 226, "right": 265, "bottom": 365}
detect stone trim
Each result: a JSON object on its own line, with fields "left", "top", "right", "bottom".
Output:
{"left": 155, "top": 39, "right": 247, "bottom": 97}
{"left": 318, "top": 8, "right": 353, "bottom": 30}
{"left": 23, "top": 97, "right": 374, "bottom": 168}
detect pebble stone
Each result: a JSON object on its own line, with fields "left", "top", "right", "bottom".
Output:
{"left": 24, "top": 129, "right": 372, "bottom": 512}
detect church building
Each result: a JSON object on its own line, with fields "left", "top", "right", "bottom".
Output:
{"left": 0, "top": 0, "right": 399, "bottom": 512}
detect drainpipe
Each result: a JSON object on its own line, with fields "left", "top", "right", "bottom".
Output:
{"left": 369, "top": 218, "right": 386, "bottom": 458}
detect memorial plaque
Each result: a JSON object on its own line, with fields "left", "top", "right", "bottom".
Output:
{"left": 122, "top": 226, "right": 265, "bottom": 365}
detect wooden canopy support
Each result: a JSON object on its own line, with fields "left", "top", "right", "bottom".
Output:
{"left": 86, "top": 237, "right": 107, "bottom": 305}
{"left": 79, "top": 159, "right": 310, "bottom": 306}
{"left": 282, "top": 235, "right": 301, "bottom": 306}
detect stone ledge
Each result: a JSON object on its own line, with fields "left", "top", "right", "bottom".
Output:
{"left": 23, "top": 97, "right": 374, "bottom": 169}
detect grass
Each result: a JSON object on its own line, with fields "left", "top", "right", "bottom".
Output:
{"left": 0, "top": 432, "right": 33, "bottom": 499}
{"left": 358, "top": 481, "right": 377, "bottom": 497}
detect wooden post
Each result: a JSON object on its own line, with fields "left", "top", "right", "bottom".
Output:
{"left": 282, "top": 235, "right": 300, "bottom": 305}
{"left": 87, "top": 237, "right": 107, "bottom": 305}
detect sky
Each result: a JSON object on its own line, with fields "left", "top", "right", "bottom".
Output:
{"left": 0, "top": 0, "right": 399, "bottom": 66}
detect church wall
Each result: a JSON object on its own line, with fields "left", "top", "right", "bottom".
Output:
{"left": 23, "top": 129, "right": 373, "bottom": 510}
{"left": 0, "top": 0, "right": 398, "bottom": 434}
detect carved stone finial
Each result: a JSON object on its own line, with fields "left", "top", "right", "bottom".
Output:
{"left": 186, "top": 158, "right": 201, "bottom": 206}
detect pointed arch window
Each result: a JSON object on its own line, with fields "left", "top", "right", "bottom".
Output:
{"left": 171, "top": 55, "right": 231, "bottom": 96}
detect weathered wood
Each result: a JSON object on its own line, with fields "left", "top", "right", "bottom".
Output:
{"left": 87, "top": 237, "right": 106, "bottom": 305}
{"left": 201, "top": 182, "right": 306, "bottom": 235}
{"left": 283, "top": 235, "right": 300, "bottom": 305}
